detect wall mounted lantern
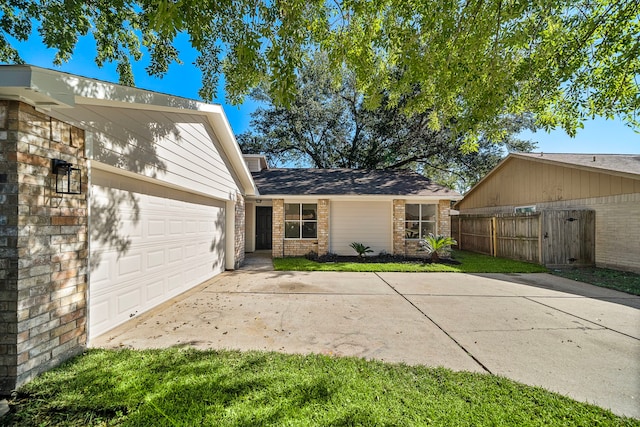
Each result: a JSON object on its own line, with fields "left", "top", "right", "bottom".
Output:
{"left": 51, "top": 159, "right": 82, "bottom": 194}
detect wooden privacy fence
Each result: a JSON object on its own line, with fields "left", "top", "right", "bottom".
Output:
{"left": 451, "top": 210, "right": 595, "bottom": 267}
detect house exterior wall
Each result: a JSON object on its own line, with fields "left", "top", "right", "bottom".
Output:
{"left": 330, "top": 201, "right": 392, "bottom": 255}
{"left": 51, "top": 105, "right": 242, "bottom": 202}
{"left": 456, "top": 157, "right": 640, "bottom": 273}
{"left": 317, "top": 199, "right": 330, "bottom": 255}
{"left": 392, "top": 200, "right": 405, "bottom": 256}
{"left": 271, "top": 198, "right": 455, "bottom": 258}
{"left": 457, "top": 157, "right": 640, "bottom": 210}
{"left": 234, "top": 194, "right": 245, "bottom": 268}
{"left": 271, "top": 198, "right": 329, "bottom": 258}
{"left": 458, "top": 193, "right": 640, "bottom": 273}
{"left": 392, "top": 199, "right": 454, "bottom": 257}
{"left": 0, "top": 101, "right": 88, "bottom": 394}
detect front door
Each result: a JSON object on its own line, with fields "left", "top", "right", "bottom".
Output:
{"left": 256, "top": 206, "right": 273, "bottom": 250}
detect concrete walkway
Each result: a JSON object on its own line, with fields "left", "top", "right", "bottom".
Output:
{"left": 92, "top": 270, "right": 640, "bottom": 419}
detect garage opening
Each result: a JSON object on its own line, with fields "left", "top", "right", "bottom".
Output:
{"left": 89, "top": 168, "right": 226, "bottom": 338}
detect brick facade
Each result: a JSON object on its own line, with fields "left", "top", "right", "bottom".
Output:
{"left": 234, "top": 194, "right": 245, "bottom": 269}
{"left": 392, "top": 199, "right": 454, "bottom": 257}
{"left": 0, "top": 101, "right": 87, "bottom": 395}
{"left": 268, "top": 198, "right": 453, "bottom": 258}
{"left": 271, "top": 199, "right": 330, "bottom": 258}
{"left": 317, "top": 199, "right": 330, "bottom": 255}
{"left": 392, "top": 200, "right": 405, "bottom": 256}
{"left": 272, "top": 199, "right": 284, "bottom": 257}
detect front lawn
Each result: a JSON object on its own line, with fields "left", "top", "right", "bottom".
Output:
{"left": 274, "top": 250, "right": 548, "bottom": 273}
{"left": 551, "top": 267, "right": 640, "bottom": 296}
{"left": 5, "top": 348, "right": 637, "bottom": 426}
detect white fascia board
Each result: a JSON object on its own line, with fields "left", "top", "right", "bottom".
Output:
{"left": 0, "top": 65, "right": 75, "bottom": 107}
{"left": 199, "top": 104, "right": 257, "bottom": 197}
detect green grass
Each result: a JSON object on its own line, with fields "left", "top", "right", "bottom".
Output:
{"left": 551, "top": 267, "right": 640, "bottom": 296}
{"left": 274, "top": 250, "right": 548, "bottom": 273}
{"left": 5, "top": 348, "right": 637, "bottom": 426}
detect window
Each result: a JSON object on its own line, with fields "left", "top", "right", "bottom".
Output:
{"left": 285, "top": 203, "right": 317, "bottom": 238}
{"left": 405, "top": 204, "right": 436, "bottom": 239}
{"left": 514, "top": 205, "right": 536, "bottom": 214}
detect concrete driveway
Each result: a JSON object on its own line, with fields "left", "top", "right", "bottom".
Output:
{"left": 92, "top": 270, "right": 640, "bottom": 419}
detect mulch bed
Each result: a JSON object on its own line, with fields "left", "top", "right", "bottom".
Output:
{"left": 308, "top": 253, "right": 461, "bottom": 265}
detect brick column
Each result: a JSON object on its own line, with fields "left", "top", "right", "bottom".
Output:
{"left": 272, "top": 199, "right": 284, "bottom": 258}
{"left": 438, "top": 200, "right": 452, "bottom": 236}
{"left": 0, "top": 101, "right": 88, "bottom": 394}
{"left": 234, "top": 193, "right": 245, "bottom": 268}
{"left": 392, "top": 199, "right": 405, "bottom": 256}
{"left": 317, "top": 199, "right": 329, "bottom": 255}
{"left": 0, "top": 101, "right": 19, "bottom": 393}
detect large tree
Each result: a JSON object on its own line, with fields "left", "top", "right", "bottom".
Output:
{"left": 238, "top": 54, "right": 536, "bottom": 192}
{"left": 1, "top": 1, "right": 637, "bottom": 150}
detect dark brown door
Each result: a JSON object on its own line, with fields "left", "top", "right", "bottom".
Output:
{"left": 256, "top": 206, "right": 272, "bottom": 250}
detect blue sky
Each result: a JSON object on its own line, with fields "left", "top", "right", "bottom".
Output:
{"left": 7, "top": 31, "right": 639, "bottom": 154}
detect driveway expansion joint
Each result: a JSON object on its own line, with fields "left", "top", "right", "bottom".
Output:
{"left": 524, "top": 297, "right": 640, "bottom": 341}
{"left": 373, "top": 273, "right": 493, "bottom": 375}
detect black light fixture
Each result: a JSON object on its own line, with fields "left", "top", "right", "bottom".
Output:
{"left": 51, "top": 159, "right": 82, "bottom": 194}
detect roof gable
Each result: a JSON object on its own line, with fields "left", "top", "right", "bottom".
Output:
{"left": 0, "top": 65, "right": 257, "bottom": 197}
{"left": 456, "top": 152, "right": 640, "bottom": 209}
{"left": 513, "top": 153, "right": 640, "bottom": 178}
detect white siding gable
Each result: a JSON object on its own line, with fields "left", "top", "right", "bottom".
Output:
{"left": 52, "top": 104, "right": 241, "bottom": 201}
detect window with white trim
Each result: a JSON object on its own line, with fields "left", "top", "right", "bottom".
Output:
{"left": 285, "top": 203, "right": 317, "bottom": 238}
{"left": 405, "top": 204, "right": 436, "bottom": 239}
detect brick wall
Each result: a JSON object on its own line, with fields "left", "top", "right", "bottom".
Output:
{"left": 317, "top": 199, "right": 329, "bottom": 256}
{"left": 283, "top": 240, "right": 319, "bottom": 257}
{"left": 438, "top": 200, "right": 452, "bottom": 237}
{"left": 392, "top": 199, "right": 454, "bottom": 258}
{"left": 392, "top": 200, "right": 405, "bottom": 256}
{"left": 272, "top": 199, "right": 329, "bottom": 257}
{"left": 272, "top": 199, "right": 284, "bottom": 257}
{"left": 234, "top": 194, "right": 245, "bottom": 268}
{"left": 0, "top": 101, "right": 87, "bottom": 395}
{"left": 0, "top": 101, "right": 19, "bottom": 393}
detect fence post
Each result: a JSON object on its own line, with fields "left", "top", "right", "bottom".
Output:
{"left": 491, "top": 217, "right": 497, "bottom": 257}
{"left": 538, "top": 212, "right": 543, "bottom": 264}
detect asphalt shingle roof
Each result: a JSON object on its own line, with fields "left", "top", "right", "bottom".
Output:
{"left": 514, "top": 153, "right": 640, "bottom": 178}
{"left": 252, "top": 168, "right": 461, "bottom": 198}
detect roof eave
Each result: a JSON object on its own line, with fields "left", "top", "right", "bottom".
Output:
{"left": 0, "top": 64, "right": 257, "bottom": 197}
{"left": 247, "top": 194, "right": 462, "bottom": 201}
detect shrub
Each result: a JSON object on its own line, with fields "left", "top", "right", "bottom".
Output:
{"left": 350, "top": 242, "right": 374, "bottom": 258}
{"left": 419, "top": 234, "right": 457, "bottom": 262}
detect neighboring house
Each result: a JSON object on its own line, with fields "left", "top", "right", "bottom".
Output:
{"left": 455, "top": 152, "right": 640, "bottom": 272}
{"left": 0, "top": 65, "right": 255, "bottom": 393}
{"left": 243, "top": 156, "right": 462, "bottom": 258}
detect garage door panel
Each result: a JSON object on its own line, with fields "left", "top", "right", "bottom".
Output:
{"left": 90, "top": 169, "right": 226, "bottom": 338}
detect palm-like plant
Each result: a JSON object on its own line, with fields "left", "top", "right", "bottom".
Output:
{"left": 350, "top": 242, "right": 374, "bottom": 258}
{"left": 419, "top": 234, "right": 457, "bottom": 262}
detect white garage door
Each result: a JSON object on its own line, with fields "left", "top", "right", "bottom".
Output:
{"left": 330, "top": 201, "right": 392, "bottom": 255}
{"left": 89, "top": 169, "right": 226, "bottom": 337}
